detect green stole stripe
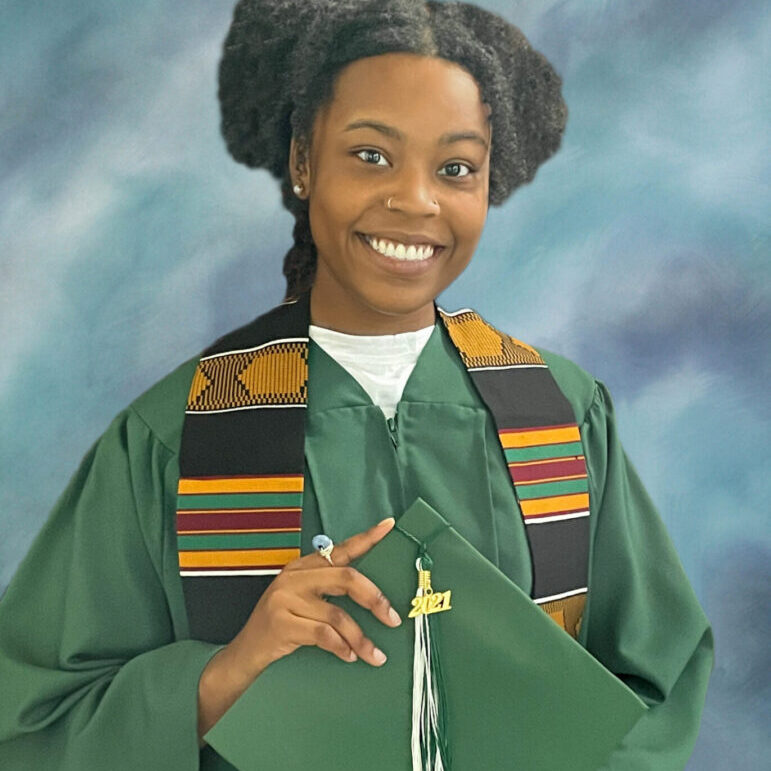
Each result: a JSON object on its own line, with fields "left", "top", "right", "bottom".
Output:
{"left": 179, "top": 532, "right": 301, "bottom": 550}
{"left": 177, "top": 492, "right": 304, "bottom": 510}
{"left": 516, "top": 478, "right": 589, "bottom": 500}
{"left": 504, "top": 441, "right": 584, "bottom": 462}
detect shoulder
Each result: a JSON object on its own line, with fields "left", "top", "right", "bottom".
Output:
{"left": 446, "top": 306, "right": 602, "bottom": 426}
{"left": 122, "top": 297, "right": 304, "bottom": 452}
{"left": 531, "top": 345, "right": 599, "bottom": 426}
{"left": 127, "top": 355, "right": 200, "bottom": 455}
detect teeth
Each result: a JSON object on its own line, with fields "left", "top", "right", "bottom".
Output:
{"left": 364, "top": 235, "right": 436, "bottom": 261}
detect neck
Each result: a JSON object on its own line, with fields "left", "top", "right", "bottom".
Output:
{"left": 308, "top": 280, "right": 437, "bottom": 335}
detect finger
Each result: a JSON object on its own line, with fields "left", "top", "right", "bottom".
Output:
{"left": 304, "top": 565, "right": 401, "bottom": 629}
{"left": 283, "top": 517, "right": 395, "bottom": 572}
{"left": 296, "top": 597, "right": 388, "bottom": 667}
{"left": 289, "top": 611, "right": 360, "bottom": 664}
{"left": 322, "top": 516, "right": 396, "bottom": 567}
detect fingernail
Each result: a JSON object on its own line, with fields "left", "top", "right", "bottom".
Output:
{"left": 347, "top": 650, "right": 358, "bottom": 662}
{"left": 373, "top": 648, "right": 387, "bottom": 664}
{"left": 377, "top": 517, "right": 395, "bottom": 527}
{"left": 388, "top": 608, "right": 402, "bottom": 626}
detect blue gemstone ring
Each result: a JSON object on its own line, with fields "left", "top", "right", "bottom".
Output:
{"left": 312, "top": 534, "right": 335, "bottom": 566}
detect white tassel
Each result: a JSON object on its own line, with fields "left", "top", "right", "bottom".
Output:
{"left": 411, "top": 562, "right": 445, "bottom": 771}
{"left": 411, "top": 596, "right": 425, "bottom": 769}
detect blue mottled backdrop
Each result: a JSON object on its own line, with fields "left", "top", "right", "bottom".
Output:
{"left": 1, "top": 1, "right": 768, "bottom": 767}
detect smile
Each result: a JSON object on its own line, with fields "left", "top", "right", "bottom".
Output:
{"left": 361, "top": 234, "right": 439, "bottom": 262}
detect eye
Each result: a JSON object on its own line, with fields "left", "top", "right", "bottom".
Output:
{"left": 355, "top": 149, "right": 389, "bottom": 166}
{"left": 439, "top": 162, "right": 474, "bottom": 179}
{"left": 353, "top": 149, "right": 475, "bottom": 179}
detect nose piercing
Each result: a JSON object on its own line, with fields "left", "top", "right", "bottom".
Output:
{"left": 386, "top": 197, "right": 438, "bottom": 210}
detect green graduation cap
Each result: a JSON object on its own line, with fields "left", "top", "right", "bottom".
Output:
{"left": 205, "top": 498, "right": 647, "bottom": 770}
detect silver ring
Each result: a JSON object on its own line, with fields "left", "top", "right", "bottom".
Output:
{"left": 320, "top": 545, "right": 334, "bottom": 566}
{"left": 312, "top": 534, "right": 335, "bottom": 565}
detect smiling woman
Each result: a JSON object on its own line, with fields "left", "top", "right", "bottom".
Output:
{"left": 0, "top": 1, "right": 713, "bottom": 770}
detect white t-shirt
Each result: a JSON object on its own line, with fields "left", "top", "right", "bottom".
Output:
{"left": 308, "top": 322, "right": 435, "bottom": 420}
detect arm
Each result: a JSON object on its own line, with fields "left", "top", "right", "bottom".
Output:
{"left": 580, "top": 382, "right": 715, "bottom": 770}
{"left": 0, "top": 409, "right": 222, "bottom": 769}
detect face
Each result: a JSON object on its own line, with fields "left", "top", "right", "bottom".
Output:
{"left": 290, "top": 52, "right": 492, "bottom": 334}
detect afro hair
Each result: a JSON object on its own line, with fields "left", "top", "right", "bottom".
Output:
{"left": 218, "top": 0, "right": 568, "bottom": 298}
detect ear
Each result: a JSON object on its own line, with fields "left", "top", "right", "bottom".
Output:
{"left": 289, "top": 135, "right": 311, "bottom": 196}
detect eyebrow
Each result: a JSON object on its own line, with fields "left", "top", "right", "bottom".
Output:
{"left": 343, "top": 119, "right": 489, "bottom": 151}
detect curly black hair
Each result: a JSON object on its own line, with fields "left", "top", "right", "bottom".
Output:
{"left": 218, "top": 0, "right": 568, "bottom": 300}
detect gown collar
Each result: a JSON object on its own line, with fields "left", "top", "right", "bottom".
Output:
{"left": 307, "top": 319, "right": 486, "bottom": 415}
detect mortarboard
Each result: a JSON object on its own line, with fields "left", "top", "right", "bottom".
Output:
{"left": 205, "top": 497, "right": 647, "bottom": 769}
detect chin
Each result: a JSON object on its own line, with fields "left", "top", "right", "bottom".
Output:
{"left": 358, "top": 284, "right": 433, "bottom": 313}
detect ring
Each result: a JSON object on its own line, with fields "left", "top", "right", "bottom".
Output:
{"left": 312, "top": 534, "right": 335, "bottom": 566}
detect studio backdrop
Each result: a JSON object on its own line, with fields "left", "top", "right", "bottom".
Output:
{"left": 1, "top": 2, "right": 768, "bottom": 769}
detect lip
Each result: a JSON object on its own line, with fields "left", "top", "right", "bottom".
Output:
{"left": 356, "top": 232, "right": 443, "bottom": 276}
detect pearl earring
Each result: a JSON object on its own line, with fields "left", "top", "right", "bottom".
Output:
{"left": 293, "top": 184, "right": 303, "bottom": 195}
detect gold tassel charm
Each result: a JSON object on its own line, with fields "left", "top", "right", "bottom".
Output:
{"left": 408, "top": 562, "right": 452, "bottom": 618}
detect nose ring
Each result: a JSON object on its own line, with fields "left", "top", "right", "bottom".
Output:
{"left": 386, "top": 197, "right": 438, "bottom": 210}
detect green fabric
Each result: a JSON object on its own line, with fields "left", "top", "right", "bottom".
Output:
{"left": 300, "top": 322, "right": 532, "bottom": 595}
{"left": 0, "top": 402, "right": 223, "bottom": 770}
{"left": 206, "top": 498, "right": 647, "bottom": 770}
{"left": 0, "top": 318, "right": 713, "bottom": 769}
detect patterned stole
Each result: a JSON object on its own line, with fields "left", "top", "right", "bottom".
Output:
{"left": 176, "top": 292, "right": 590, "bottom": 644}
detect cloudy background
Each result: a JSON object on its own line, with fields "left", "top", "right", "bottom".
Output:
{"left": 1, "top": 0, "right": 768, "bottom": 766}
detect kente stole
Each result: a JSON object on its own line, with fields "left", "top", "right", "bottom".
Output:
{"left": 176, "top": 291, "right": 590, "bottom": 644}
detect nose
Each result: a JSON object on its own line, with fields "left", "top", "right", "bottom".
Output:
{"left": 387, "top": 164, "right": 440, "bottom": 215}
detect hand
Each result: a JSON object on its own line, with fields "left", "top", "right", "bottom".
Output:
{"left": 232, "top": 516, "right": 401, "bottom": 675}
{"left": 197, "top": 517, "right": 400, "bottom": 742}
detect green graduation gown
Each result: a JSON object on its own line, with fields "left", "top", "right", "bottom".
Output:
{"left": 0, "top": 319, "right": 714, "bottom": 769}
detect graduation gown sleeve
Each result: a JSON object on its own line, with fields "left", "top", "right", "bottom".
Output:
{"left": 576, "top": 378, "right": 714, "bottom": 769}
{"left": 0, "top": 402, "right": 223, "bottom": 769}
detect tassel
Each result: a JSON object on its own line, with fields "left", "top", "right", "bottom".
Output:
{"left": 409, "top": 550, "right": 451, "bottom": 770}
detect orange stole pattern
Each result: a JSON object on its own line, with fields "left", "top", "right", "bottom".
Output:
{"left": 176, "top": 474, "right": 303, "bottom": 573}
{"left": 500, "top": 424, "right": 589, "bottom": 523}
{"left": 436, "top": 308, "right": 544, "bottom": 368}
{"left": 542, "top": 593, "right": 587, "bottom": 638}
{"left": 186, "top": 340, "right": 308, "bottom": 411}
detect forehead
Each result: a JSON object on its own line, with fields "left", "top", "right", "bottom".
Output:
{"left": 319, "top": 53, "right": 490, "bottom": 135}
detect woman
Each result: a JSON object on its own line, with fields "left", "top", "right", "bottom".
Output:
{"left": 0, "top": 1, "right": 713, "bottom": 769}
